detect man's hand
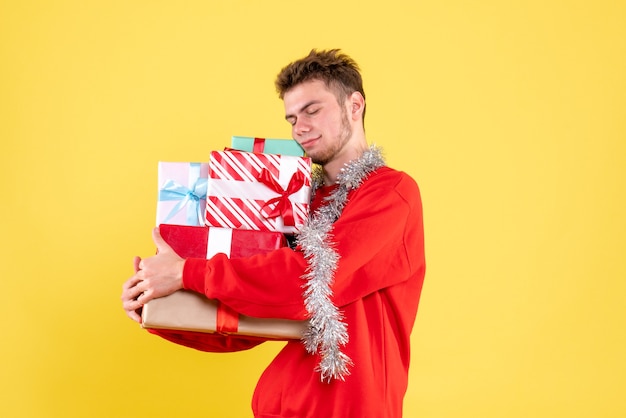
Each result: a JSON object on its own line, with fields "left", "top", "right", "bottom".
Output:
{"left": 121, "top": 227, "right": 185, "bottom": 323}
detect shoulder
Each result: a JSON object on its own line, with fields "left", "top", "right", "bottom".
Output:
{"left": 360, "top": 167, "right": 421, "bottom": 203}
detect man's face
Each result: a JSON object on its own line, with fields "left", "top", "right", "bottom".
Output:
{"left": 283, "top": 79, "right": 352, "bottom": 165}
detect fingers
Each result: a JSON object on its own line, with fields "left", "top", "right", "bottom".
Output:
{"left": 121, "top": 272, "right": 144, "bottom": 304}
{"left": 123, "top": 229, "right": 181, "bottom": 325}
{"left": 123, "top": 251, "right": 151, "bottom": 325}
{"left": 122, "top": 282, "right": 142, "bottom": 307}
{"left": 121, "top": 274, "right": 146, "bottom": 324}
{"left": 122, "top": 273, "right": 142, "bottom": 293}
{"left": 126, "top": 306, "right": 142, "bottom": 323}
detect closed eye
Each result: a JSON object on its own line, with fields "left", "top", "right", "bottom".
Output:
{"left": 285, "top": 100, "right": 322, "bottom": 125}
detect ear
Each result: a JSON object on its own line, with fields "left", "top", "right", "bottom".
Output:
{"left": 349, "top": 91, "right": 365, "bottom": 121}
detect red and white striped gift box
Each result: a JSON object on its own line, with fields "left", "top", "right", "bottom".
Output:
{"left": 205, "top": 150, "right": 312, "bottom": 233}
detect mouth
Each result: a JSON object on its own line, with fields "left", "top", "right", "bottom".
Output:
{"left": 299, "top": 136, "right": 320, "bottom": 149}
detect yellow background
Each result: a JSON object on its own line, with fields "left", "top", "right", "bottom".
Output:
{"left": 1, "top": 1, "right": 624, "bottom": 417}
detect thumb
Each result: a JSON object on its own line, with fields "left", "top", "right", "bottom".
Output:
{"left": 133, "top": 256, "right": 142, "bottom": 273}
{"left": 152, "top": 226, "right": 172, "bottom": 253}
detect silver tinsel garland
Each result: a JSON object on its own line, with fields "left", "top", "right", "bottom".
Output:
{"left": 296, "top": 145, "right": 386, "bottom": 382}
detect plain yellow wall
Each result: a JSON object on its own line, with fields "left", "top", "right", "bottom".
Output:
{"left": 1, "top": 1, "right": 624, "bottom": 417}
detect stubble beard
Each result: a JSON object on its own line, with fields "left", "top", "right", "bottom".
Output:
{"left": 310, "top": 108, "right": 353, "bottom": 166}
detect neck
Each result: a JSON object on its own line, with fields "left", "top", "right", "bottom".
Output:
{"left": 321, "top": 138, "right": 369, "bottom": 186}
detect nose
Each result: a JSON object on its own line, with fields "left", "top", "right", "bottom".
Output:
{"left": 293, "top": 118, "right": 311, "bottom": 138}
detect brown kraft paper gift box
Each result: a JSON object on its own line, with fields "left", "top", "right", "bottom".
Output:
{"left": 141, "top": 224, "right": 307, "bottom": 340}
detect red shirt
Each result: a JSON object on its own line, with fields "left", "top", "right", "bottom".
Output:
{"left": 152, "top": 167, "right": 426, "bottom": 418}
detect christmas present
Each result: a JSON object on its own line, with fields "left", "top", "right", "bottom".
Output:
{"left": 231, "top": 136, "right": 305, "bottom": 157}
{"left": 205, "top": 150, "right": 312, "bottom": 233}
{"left": 141, "top": 224, "right": 306, "bottom": 340}
{"left": 156, "top": 162, "right": 208, "bottom": 226}
{"left": 142, "top": 291, "right": 306, "bottom": 340}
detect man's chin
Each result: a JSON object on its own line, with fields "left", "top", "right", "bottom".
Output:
{"left": 308, "top": 152, "right": 328, "bottom": 166}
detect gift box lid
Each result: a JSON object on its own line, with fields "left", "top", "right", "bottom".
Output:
{"left": 231, "top": 136, "right": 305, "bottom": 157}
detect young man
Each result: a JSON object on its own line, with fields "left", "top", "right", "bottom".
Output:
{"left": 121, "top": 49, "right": 426, "bottom": 418}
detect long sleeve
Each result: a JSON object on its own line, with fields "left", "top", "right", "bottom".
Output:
{"left": 147, "top": 328, "right": 265, "bottom": 352}
{"left": 183, "top": 246, "right": 309, "bottom": 319}
{"left": 181, "top": 167, "right": 423, "bottom": 320}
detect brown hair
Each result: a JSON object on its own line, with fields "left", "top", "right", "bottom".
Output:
{"left": 275, "top": 49, "right": 366, "bottom": 120}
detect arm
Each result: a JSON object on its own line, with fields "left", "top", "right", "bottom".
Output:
{"left": 183, "top": 169, "right": 424, "bottom": 318}
{"left": 147, "top": 329, "right": 265, "bottom": 353}
{"left": 319, "top": 171, "right": 424, "bottom": 306}
{"left": 183, "top": 247, "right": 309, "bottom": 319}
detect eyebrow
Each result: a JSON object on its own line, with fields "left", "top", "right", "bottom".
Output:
{"left": 285, "top": 100, "right": 321, "bottom": 121}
